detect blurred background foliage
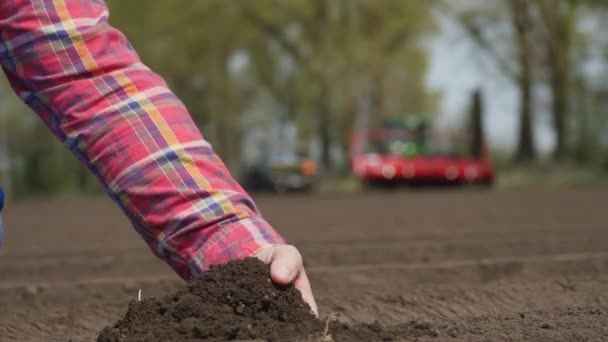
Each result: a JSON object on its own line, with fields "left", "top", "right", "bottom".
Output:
{"left": 0, "top": 0, "right": 607, "bottom": 198}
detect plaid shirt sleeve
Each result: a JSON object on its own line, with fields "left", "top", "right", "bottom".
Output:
{"left": 0, "top": 0, "right": 285, "bottom": 279}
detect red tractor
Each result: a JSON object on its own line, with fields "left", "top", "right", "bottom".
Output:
{"left": 350, "top": 113, "right": 495, "bottom": 187}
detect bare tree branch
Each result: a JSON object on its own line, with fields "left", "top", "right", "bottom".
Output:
{"left": 240, "top": 4, "right": 306, "bottom": 66}
{"left": 439, "top": 0, "right": 520, "bottom": 80}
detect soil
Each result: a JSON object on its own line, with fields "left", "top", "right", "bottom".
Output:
{"left": 1, "top": 188, "right": 608, "bottom": 341}
{"left": 97, "top": 258, "right": 608, "bottom": 341}
{"left": 97, "top": 258, "right": 322, "bottom": 342}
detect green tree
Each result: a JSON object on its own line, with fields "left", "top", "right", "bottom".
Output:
{"left": 242, "top": 0, "right": 436, "bottom": 169}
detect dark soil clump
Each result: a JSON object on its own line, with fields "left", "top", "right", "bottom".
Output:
{"left": 97, "top": 258, "right": 323, "bottom": 342}
{"left": 97, "top": 258, "right": 437, "bottom": 341}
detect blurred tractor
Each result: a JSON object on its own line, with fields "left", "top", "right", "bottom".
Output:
{"left": 350, "top": 91, "right": 495, "bottom": 187}
{"left": 241, "top": 150, "right": 318, "bottom": 193}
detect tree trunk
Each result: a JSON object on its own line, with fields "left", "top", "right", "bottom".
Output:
{"left": 318, "top": 101, "right": 332, "bottom": 170}
{"left": 470, "top": 89, "right": 484, "bottom": 158}
{"left": 318, "top": 109, "right": 332, "bottom": 170}
{"left": 212, "top": 80, "right": 233, "bottom": 170}
{"left": 317, "top": 80, "right": 332, "bottom": 170}
{"left": 545, "top": 1, "right": 572, "bottom": 161}
{"left": 550, "top": 64, "right": 568, "bottom": 161}
{"left": 573, "top": 78, "right": 592, "bottom": 162}
{"left": 368, "top": 74, "right": 384, "bottom": 128}
{"left": 339, "top": 97, "right": 357, "bottom": 168}
{"left": 516, "top": 72, "right": 535, "bottom": 163}
{"left": 213, "top": 50, "right": 238, "bottom": 172}
{"left": 510, "top": 0, "right": 536, "bottom": 163}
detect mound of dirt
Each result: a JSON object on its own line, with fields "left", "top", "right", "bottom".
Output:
{"left": 97, "top": 258, "right": 421, "bottom": 341}
{"left": 97, "top": 258, "right": 323, "bottom": 342}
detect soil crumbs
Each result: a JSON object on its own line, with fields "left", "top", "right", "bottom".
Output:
{"left": 98, "top": 258, "right": 608, "bottom": 342}
{"left": 97, "top": 258, "right": 322, "bottom": 342}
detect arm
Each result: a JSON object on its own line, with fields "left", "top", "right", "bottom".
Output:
{"left": 0, "top": 0, "right": 285, "bottom": 279}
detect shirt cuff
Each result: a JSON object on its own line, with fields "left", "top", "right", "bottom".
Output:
{"left": 184, "top": 216, "right": 286, "bottom": 278}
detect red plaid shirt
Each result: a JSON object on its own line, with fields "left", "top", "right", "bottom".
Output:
{"left": 0, "top": 0, "right": 285, "bottom": 279}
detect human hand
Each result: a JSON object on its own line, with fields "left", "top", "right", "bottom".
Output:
{"left": 255, "top": 244, "right": 318, "bottom": 316}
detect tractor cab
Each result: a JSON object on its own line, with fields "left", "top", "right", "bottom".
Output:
{"left": 362, "top": 117, "right": 431, "bottom": 158}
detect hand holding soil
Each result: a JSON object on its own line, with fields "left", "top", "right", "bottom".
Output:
{"left": 254, "top": 244, "right": 318, "bottom": 316}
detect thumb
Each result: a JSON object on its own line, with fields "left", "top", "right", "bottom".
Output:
{"left": 255, "top": 245, "right": 318, "bottom": 316}
{"left": 258, "top": 245, "right": 302, "bottom": 285}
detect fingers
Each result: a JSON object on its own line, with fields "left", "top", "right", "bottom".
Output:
{"left": 255, "top": 245, "right": 318, "bottom": 316}
{"left": 267, "top": 245, "right": 303, "bottom": 285}
{"left": 294, "top": 269, "right": 318, "bottom": 316}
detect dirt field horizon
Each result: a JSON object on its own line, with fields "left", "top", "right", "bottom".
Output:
{"left": 1, "top": 187, "right": 608, "bottom": 341}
